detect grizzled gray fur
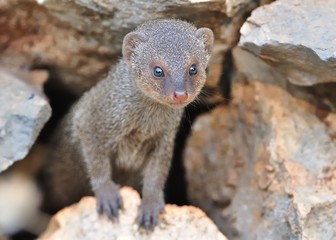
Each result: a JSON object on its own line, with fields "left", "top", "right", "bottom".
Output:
{"left": 44, "top": 19, "right": 214, "bottom": 229}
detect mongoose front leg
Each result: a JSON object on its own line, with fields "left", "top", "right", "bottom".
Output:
{"left": 139, "top": 132, "right": 175, "bottom": 230}
{"left": 94, "top": 179, "right": 122, "bottom": 219}
{"left": 80, "top": 140, "right": 122, "bottom": 220}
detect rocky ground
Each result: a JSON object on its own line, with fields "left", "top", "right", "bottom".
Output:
{"left": 39, "top": 187, "right": 226, "bottom": 240}
{"left": 1, "top": 0, "right": 336, "bottom": 239}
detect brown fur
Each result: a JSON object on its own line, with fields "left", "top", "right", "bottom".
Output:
{"left": 43, "top": 19, "right": 213, "bottom": 229}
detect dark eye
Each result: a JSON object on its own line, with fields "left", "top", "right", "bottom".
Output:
{"left": 153, "top": 66, "right": 164, "bottom": 78}
{"left": 189, "top": 64, "right": 197, "bottom": 76}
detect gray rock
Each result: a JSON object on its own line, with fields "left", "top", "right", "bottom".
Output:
{"left": 239, "top": 0, "right": 336, "bottom": 86}
{"left": 0, "top": 71, "right": 51, "bottom": 172}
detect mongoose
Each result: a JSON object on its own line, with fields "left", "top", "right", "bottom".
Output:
{"left": 43, "top": 19, "right": 214, "bottom": 229}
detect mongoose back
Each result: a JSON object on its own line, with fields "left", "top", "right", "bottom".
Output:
{"left": 44, "top": 19, "right": 214, "bottom": 229}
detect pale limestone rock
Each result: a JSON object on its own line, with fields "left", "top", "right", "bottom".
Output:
{"left": 184, "top": 47, "right": 336, "bottom": 239}
{"left": 39, "top": 187, "right": 226, "bottom": 240}
{"left": 239, "top": 0, "right": 336, "bottom": 86}
{"left": 0, "top": 70, "right": 51, "bottom": 172}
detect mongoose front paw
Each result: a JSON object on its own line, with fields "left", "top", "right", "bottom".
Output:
{"left": 138, "top": 196, "right": 164, "bottom": 231}
{"left": 94, "top": 181, "right": 123, "bottom": 220}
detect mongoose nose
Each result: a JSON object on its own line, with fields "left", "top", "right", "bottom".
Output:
{"left": 173, "top": 91, "right": 188, "bottom": 102}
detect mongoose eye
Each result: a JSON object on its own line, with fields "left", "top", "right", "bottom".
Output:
{"left": 189, "top": 64, "right": 197, "bottom": 76}
{"left": 153, "top": 66, "right": 164, "bottom": 78}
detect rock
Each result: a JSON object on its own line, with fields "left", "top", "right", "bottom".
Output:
{"left": 225, "top": 0, "right": 252, "bottom": 17}
{"left": 39, "top": 187, "right": 226, "bottom": 240}
{"left": 184, "top": 97, "right": 253, "bottom": 239}
{"left": 0, "top": 70, "right": 51, "bottom": 172}
{"left": 0, "top": 0, "right": 259, "bottom": 98}
{"left": 0, "top": 0, "right": 111, "bottom": 95}
{"left": 0, "top": 172, "right": 50, "bottom": 236}
{"left": 239, "top": 0, "right": 336, "bottom": 86}
{"left": 0, "top": 143, "right": 51, "bottom": 238}
{"left": 184, "top": 47, "right": 336, "bottom": 239}
{"left": 39, "top": 0, "right": 256, "bottom": 68}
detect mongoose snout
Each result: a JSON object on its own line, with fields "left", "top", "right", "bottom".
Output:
{"left": 173, "top": 91, "right": 188, "bottom": 103}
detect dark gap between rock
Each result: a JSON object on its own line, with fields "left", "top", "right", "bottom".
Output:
{"left": 35, "top": 65, "right": 78, "bottom": 143}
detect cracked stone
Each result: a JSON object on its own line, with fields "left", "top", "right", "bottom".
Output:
{"left": 239, "top": 0, "right": 336, "bottom": 86}
{"left": 0, "top": 69, "right": 51, "bottom": 172}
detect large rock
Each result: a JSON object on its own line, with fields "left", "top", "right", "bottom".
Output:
{"left": 0, "top": 70, "right": 51, "bottom": 172}
{"left": 239, "top": 0, "right": 336, "bottom": 86}
{"left": 184, "top": 47, "right": 336, "bottom": 239}
{"left": 39, "top": 187, "right": 226, "bottom": 240}
{"left": 39, "top": 0, "right": 257, "bottom": 94}
{"left": 0, "top": 0, "right": 260, "bottom": 98}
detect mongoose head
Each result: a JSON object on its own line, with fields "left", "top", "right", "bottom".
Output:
{"left": 122, "top": 19, "right": 214, "bottom": 108}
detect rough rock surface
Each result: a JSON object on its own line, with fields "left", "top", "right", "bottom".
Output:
{"left": 39, "top": 187, "right": 226, "bottom": 240}
{"left": 239, "top": 0, "right": 336, "bottom": 86}
{"left": 184, "top": 47, "right": 336, "bottom": 240}
{"left": 0, "top": 70, "right": 51, "bottom": 172}
{"left": 0, "top": 0, "right": 259, "bottom": 99}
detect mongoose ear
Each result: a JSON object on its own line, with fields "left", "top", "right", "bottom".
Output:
{"left": 196, "top": 28, "right": 214, "bottom": 55}
{"left": 122, "top": 32, "right": 147, "bottom": 67}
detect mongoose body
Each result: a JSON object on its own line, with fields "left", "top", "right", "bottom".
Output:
{"left": 44, "top": 19, "right": 213, "bottom": 229}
